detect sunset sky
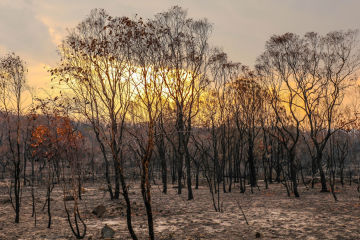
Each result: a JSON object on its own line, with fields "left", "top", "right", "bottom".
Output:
{"left": 1, "top": 0, "right": 359, "bottom": 91}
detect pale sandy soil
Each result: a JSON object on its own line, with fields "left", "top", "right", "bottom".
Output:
{"left": 0, "top": 179, "right": 359, "bottom": 240}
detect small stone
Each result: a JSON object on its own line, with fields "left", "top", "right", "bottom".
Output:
{"left": 64, "top": 195, "right": 74, "bottom": 201}
{"left": 0, "top": 198, "right": 11, "bottom": 204}
{"left": 101, "top": 224, "right": 115, "bottom": 239}
{"left": 92, "top": 205, "right": 106, "bottom": 218}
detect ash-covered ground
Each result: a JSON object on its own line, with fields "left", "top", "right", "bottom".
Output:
{"left": 0, "top": 180, "right": 359, "bottom": 239}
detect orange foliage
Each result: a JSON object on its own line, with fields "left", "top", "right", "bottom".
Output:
{"left": 31, "top": 125, "right": 51, "bottom": 147}
{"left": 56, "top": 116, "right": 83, "bottom": 148}
{"left": 31, "top": 115, "right": 82, "bottom": 161}
{"left": 31, "top": 124, "right": 53, "bottom": 160}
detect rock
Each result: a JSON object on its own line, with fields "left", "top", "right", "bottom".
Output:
{"left": 64, "top": 195, "right": 74, "bottom": 201}
{"left": 92, "top": 205, "right": 106, "bottom": 218}
{"left": 0, "top": 198, "right": 11, "bottom": 204}
{"left": 255, "top": 232, "right": 261, "bottom": 238}
{"left": 101, "top": 224, "right": 115, "bottom": 239}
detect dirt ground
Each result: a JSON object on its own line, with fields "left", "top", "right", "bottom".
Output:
{"left": 0, "top": 179, "right": 359, "bottom": 240}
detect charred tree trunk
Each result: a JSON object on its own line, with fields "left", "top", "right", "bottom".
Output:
{"left": 141, "top": 123, "right": 155, "bottom": 240}
{"left": 160, "top": 150, "right": 167, "bottom": 194}
{"left": 177, "top": 152, "right": 183, "bottom": 195}
{"left": 47, "top": 185, "right": 52, "bottom": 228}
{"left": 119, "top": 163, "right": 137, "bottom": 240}
{"left": 289, "top": 152, "right": 299, "bottom": 198}
{"left": 195, "top": 163, "right": 199, "bottom": 189}
{"left": 14, "top": 161, "right": 21, "bottom": 223}
{"left": 317, "top": 152, "right": 328, "bottom": 192}
{"left": 185, "top": 148, "right": 193, "bottom": 200}
{"left": 248, "top": 138, "right": 257, "bottom": 188}
{"left": 94, "top": 129, "right": 114, "bottom": 199}
{"left": 113, "top": 159, "right": 120, "bottom": 199}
